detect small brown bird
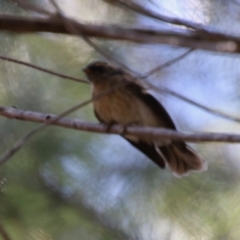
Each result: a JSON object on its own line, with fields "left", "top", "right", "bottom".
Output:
{"left": 83, "top": 61, "right": 207, "bottom": 177}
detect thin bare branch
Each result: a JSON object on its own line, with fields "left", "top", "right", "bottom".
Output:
{"left": 0, "top": 54, "right": 88, "bottom": 84}
{"left": 1, "top": 106, "right": 240, "bottom": 145}
{"left": 109, "top": 0, "right": 207, "bottom": 31}
{"left": 148, "top": 83, "right": 240, "bottom": 123}
{"left": 0, "top": 15, "right": 239, "bottom": 53}
{"left": 66, "top": 24, "right": 135, "bottom": 74}
{"left": 48, "top": 0, "right": 60, "bottom": 11}
{"left": 141, "top": 49, "right": 194, "bottom": 78}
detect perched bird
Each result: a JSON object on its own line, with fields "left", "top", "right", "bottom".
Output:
{"left": 83, "top": 61, "right": 207, "bottom": 177}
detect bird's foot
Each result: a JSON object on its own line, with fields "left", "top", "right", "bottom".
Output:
{"left": 103, "top": 122, "right": 116, "bottom": 133}
{"left": 103, "top": 123, "right": 128, "bottom": 136}
{"left": 119, "top": 122, "right": 138, "bottom": 136}
{"left": 103, "top": 122, "right": 137, "bottom": 136}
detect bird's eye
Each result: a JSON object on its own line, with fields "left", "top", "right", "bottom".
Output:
{"left": 94, "top": 66, "right": 105, "bottom": 74}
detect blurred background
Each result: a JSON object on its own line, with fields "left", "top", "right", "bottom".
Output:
{"left": 1, "top": 0, "right": 240, "bottom": 239}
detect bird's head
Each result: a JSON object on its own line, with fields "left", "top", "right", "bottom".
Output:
{"left": 83, "top": 61, "right": 123, "bottom": 83}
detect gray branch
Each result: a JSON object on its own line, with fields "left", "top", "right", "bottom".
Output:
{"left": 1, "top": 106, "right": 240, "bottom": 143}
{"left": 0, "top": 15, "right": 239, "bottom": 53}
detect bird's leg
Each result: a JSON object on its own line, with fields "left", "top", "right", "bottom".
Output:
{"left": 119, "top": 122, "right": 139, "bottom": 136}
{"left": 103, "top": 122, "right": 139, "bottom": 136}
{"left": 102, "top": 122, "right": 129, "bottom": 135}
{"left": 104, "top": 123, "right": 128, "bottom": 135}
{"left": 103, "top": 121, "right": 116, "bottom": 133}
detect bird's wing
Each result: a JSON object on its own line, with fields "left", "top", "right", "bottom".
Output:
{"left": 125, "top": 79, "right": 176, "bottom": 129}
{"left": 122, "top": 80, "right": 176, "bottom": 169}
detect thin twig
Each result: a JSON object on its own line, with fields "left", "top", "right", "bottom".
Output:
{"left": 149, "top": 83, "right": 240, "bottom": 123}
{"left": 48, "top": 0, "right": 137, "bottom": 74}
{"left": 141, "top": 49, "right": 194, "bottom": 78}
{"left": 110, "top": 0, "right": 207, "bottom": 31}
{"left": 0, "top": 54, "right": 88, "bottom": 84}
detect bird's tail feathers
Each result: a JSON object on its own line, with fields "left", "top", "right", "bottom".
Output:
{"left": 159, "top": 143, "right": 207, "bottom": 178}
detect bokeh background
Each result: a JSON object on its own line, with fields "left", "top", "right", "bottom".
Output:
{"left": 1, "top": 0, "right": 240, "bottom": 239}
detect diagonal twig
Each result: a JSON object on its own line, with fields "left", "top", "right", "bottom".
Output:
{"left": 0, "top": 54, "right": 88, "bottom": 84}
{"left": 141, "top": 49, "right": 194, "bottom": 78}
{"left": 148, "top": 83, "right": 240, "bottom": 123}
{"left": 109, "top": 0, "right": 207, "bottom": 31}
